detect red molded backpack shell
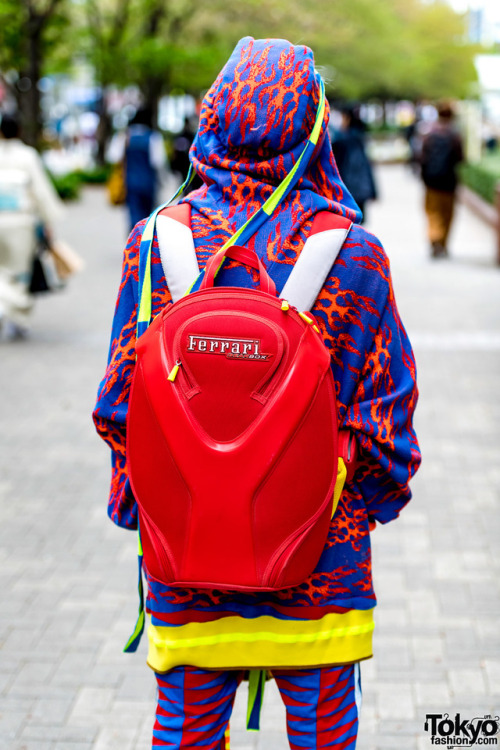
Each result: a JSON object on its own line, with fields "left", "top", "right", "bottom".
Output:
{"left": 127, "top": 286, "right": 339, "bottom": 591}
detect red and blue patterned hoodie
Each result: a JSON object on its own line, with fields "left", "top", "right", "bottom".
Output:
{"left": 93, "top": 37, "right": 421, "bottom": 672}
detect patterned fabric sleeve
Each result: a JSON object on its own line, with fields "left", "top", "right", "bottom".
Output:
{"left": 92, "top": 222, "right": 144, "bottom": 529}
{"left": 343, "top": 270, "right": 420, "bottom": 525}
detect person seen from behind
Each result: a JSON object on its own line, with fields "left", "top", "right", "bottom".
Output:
{"left": 171, "top": 115, "right": 203, "bottom": 191}
{"left": 171, "top": 116, "right": 196, "bottom": 182}
{"left": 330, "top": 105, "right": 377, "bottom": 223}
{"left": 108, "top": 107, "right": 167, "bottom": 231}
{"left": 0, "top": 113, "right": 63, "bottom": 340}
{"left": 93, "top": 37, "right": 421, "bottom": 749}
{"left": 420, "top": 101, "right": 463, "bottom": 258}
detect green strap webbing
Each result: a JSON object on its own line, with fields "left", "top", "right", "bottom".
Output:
{"left": 123, "top": 529, "right": 145, "bottom": 653}
{"left": 137, "top": 166, "right": 195, "bottom": 336}
{"left": 246, "top": 669, "right": 267, "bottom": 731}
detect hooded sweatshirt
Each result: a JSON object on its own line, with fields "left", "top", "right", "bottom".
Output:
{"left": 93, "top": 37, "right": 420, "bottom": 672}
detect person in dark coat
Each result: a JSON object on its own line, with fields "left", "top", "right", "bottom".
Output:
{"left": 331, "top": 106, "right": 377, "bottom": 223}
{"left": 171, "top": 116, "right": 203, "bottom": 191}
{"left": 420, "top": 101, "right": 463, "bottom": 258}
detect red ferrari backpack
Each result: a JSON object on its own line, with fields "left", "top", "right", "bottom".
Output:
{"left": 123, "top": 82, "right": 357, "bottom": 652}
{"left": 126, "top": 200, "right": 357, "bottom": 591}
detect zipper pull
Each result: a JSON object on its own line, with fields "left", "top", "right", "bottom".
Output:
{"left": 281, "top": 299, "right": 290, "bottom": 311}
{"left": 298, "top": 311, "right": 314, "bottom": 325}
{"left": 167, "top": 360, "right": 182, "bottom": 382}
{"left": 298, "top": 311, "right": 320, "bottom": 333}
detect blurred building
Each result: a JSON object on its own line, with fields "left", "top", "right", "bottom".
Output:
{"left": 465, "top": 5, "right": 500, "bottom": 45}
{"left": 475, "top": 54, "right": 500, "bottom": 127}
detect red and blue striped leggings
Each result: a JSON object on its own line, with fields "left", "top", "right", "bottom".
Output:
{"left": 152, "top": 663, "right": 361, "bottom": 749}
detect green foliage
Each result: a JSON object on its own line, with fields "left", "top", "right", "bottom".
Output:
{"left": 392, "top": 0, "right": 478, "bottom": 100}
{"left": 292, "top": 0, "right": 478, "bottom": 101}
{"left": 79, "top": 0, "right": 132, "bottom": 87}
{"left": 76, "top": 166, "right": 111, "bottom": 183}
{"left": 459, "top": 153, "right": 500, "bottom": 205}
{"left": 0, "top": 0, "right": 70, "bottom": 74}
{"left": 50, "top": 171, "right": 82, "bottom": 200}
{"left": 186, "top": 0, "right": 476, "bottom": 101}
{"left": 0, "top": 0, "right": 71, "bottom": 147}
{"left": 74, "top": 0, "right": 476, "bottom": 106}
{"left": 0, "top": 0, "right": 481, "bottom": 142}
{"left": 49, "top": 166, "right": 112, "bottom": 200}
{"left": 0, "top": 0, "right": 27, "bottom": 71}
{"left": 174, "top": 0, "right": 478, "bottom": 102}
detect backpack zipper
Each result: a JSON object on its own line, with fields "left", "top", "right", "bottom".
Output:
{"left": 167, "top": 360, "right": 182, "bottom": 382}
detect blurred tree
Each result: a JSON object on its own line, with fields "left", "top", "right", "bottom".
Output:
{"left": 284, "top": 0, "right": 477, "bottom": 102}
{"left": 0, "top": 0, "right": 69, "bottom": 147}
{"left": 0, "top": 0, "right": 478, "bottom": 154}
{"left": 394, "top": 0, "right": 478, "bottom": 100}
{"left": 164, "top": 0, "right": 478, "bottom": 103}
{"left": 82, "top": 0, "right": 132, "bottom": 163}
{"left": 126, "top": 0, "right": 199, "bottom": 119}
{"left": 13, "top": 0, "right": 472, "bottom": 159}
{"left": 81, "top": 0, "right": 216, "bottom": 162}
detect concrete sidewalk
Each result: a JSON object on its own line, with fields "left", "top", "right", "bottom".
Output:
{"left": 0, "top": 165, "right": 499, "bottom": 750}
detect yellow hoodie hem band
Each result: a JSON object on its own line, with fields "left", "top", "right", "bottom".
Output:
{"left": 147, "top": 608, "right": 375, "bottom": 672}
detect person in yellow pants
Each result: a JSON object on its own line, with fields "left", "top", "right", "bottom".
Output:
{"left": 420, "top": 102, "right": 463, "bottom": 258}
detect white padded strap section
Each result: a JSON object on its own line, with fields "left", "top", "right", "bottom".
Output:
{"left": 280, "top": 227, "right": 350, "bottom": 312}
{"left": 156, "top": 214, "right": 199, "bottom": 302}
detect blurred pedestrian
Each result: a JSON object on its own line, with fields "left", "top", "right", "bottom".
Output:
{"left": 171, "top": 115, "right": 203, "bottom": 191}
{"left": 481, "top": 120, "right": 498, "bottom": 153}
{"left": 403, "top": 113, "right": 424, "bottom": 175}
{"left": 170, "top": 116, "right": 195, "bottom": 182}
{"left": 420, "top": 101, "right": 463, "bottom": 258}
{"left": 94, "top": 37, "right": 420, "bottom": 749}
{"left": 330, "top": 105, "right": 377, "bottom": 223}
{"left": 108, "top": 107, "right": 167, "bottom": 231}
{"left": 0, "top": 113, "right": 63, "bottom": 339}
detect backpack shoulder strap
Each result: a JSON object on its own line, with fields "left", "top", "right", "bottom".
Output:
{"left": 280, "top": 211, "right": 352, "bottom": 312}
{"left": 156, "top": 203, "right": 199, "bottom": 302}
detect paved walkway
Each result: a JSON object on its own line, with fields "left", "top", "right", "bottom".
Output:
{"left": 0, "top": 165, "right": 499, "bottom": 750}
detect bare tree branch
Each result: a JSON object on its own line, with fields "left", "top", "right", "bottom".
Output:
{"left": 168, "top": 0, "right": 196, "bottom": 39}
{"left": 109, "top": 0, "right": 131, "bottom": 50}
{"left": 41, "top": 0, "right": 62, "bottom": 24}
{"left": 24, "top": 0, "right": 62, "bottom": 37}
